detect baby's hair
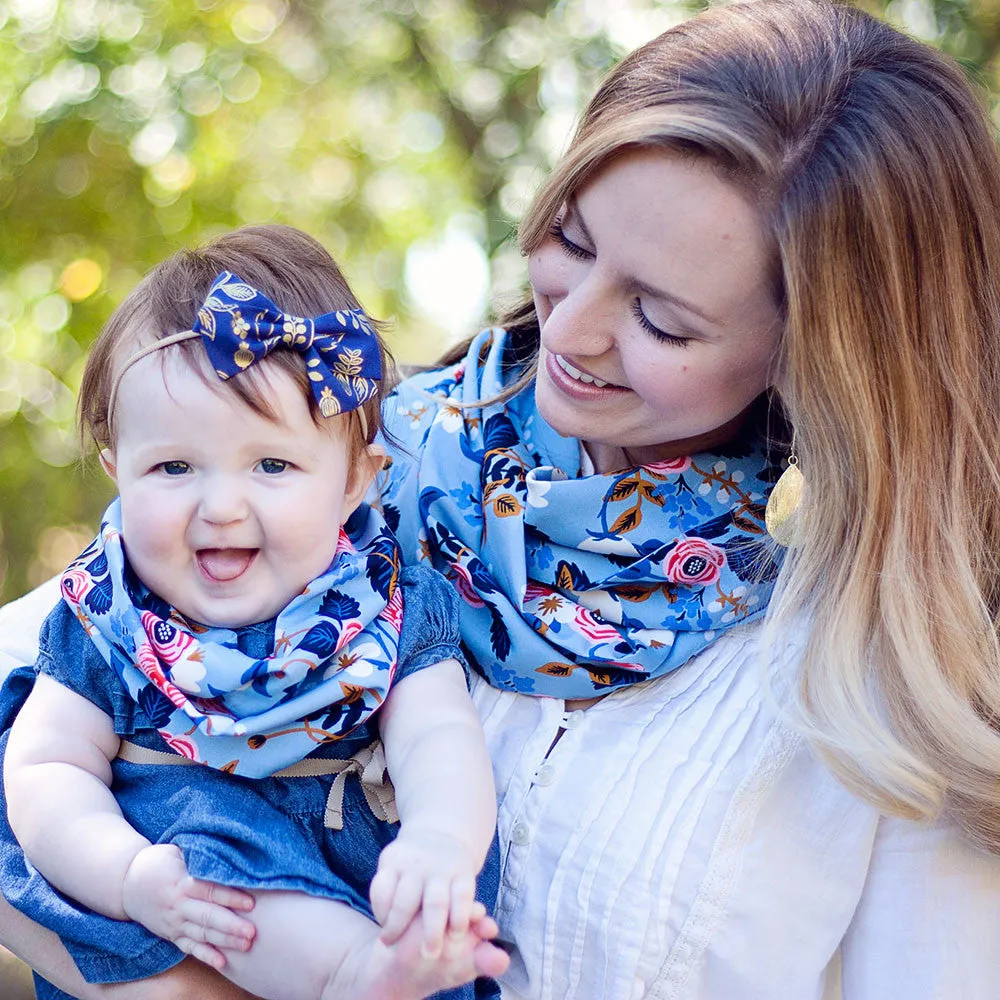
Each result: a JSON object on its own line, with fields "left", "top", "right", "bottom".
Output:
{"left": 79, "top": 224, "right": 395, "bottom": 459}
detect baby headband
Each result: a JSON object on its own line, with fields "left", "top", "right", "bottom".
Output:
{"left": 107, "top": 271, "right": 382, "bottom": 439}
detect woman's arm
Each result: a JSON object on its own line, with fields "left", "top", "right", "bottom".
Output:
{"left": 0, "top": 894, "right": 257, "bottom": 1000}
{"left": 371, "top": 658, "right": 499, "bottom": 954}
{"left": 840, "top": 813, "right": 1000, "bottom": 999}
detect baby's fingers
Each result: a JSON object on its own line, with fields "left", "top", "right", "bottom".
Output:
{"left": 369, "top": 866, "right": 400, "bottom": 928}
{"left": 177, "top": 897, "right": 256, "bottom": 947}
{"left": 185, "top": 876, "right": 255, "bottom": 912}
{"left": 378, "top": 874, "right": 423, "bottom": 945}
{"left": 419, "top": 879, "right": 451, "bottom": 958}
{"left": 173, "top": 935, "right": 228, "bottom": 972}
{"left": 445, "top": 875, "right": 477, "bottom": 939}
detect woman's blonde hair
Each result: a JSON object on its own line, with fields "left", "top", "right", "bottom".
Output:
{"left": 477, "top": 0, "right": 1000, "bottom": 849}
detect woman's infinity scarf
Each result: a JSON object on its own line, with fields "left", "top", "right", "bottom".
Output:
{"left": 382, "top": 329, "right": 783, "bottom": 697}
{"left": 61, "top": 499, "right": 403, "bottom": 777}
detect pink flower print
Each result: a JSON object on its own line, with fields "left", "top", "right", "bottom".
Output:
{"left": 141, "top": 612, "right": 196, "bottom": 665}
{"left": 523, "top": 581, "right": 552, "bottom": 603}
{"left": 380, "top": 586, "right": 404, "bottom": 634}
{"left": 662, "top": 538, "right": 726, "bottom": 586}
{"left": 60, "top": 567, "right": 92, "bottom": 603}
{"left": 447, "top": 562, "right": 486, "bottom": 608}
{"left": 135, "top": 642, "right": 168, "bottom": 686}
{"left": 160, "top": 732, "right": 199, "bottom": 760}
{"left": 335, "top": 528, "right": 357, "bottom": 558}
{"left": 337, "top": 619, "right": 364, "bottom": 651}
{"left": 572, "top": 605, "right": 622, "bottom": 644}
{"left": 644, "top": 456, "right": 692, "bottom": 475}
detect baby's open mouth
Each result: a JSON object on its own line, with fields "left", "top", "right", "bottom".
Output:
{"left": 196, "top": 548, "right": 258, "bottom": 582}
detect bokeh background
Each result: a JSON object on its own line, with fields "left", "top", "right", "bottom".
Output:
{"left": 0, "top": 0, "right": 996, "bottom": 603}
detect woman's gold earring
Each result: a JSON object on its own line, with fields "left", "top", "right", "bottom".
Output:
{"left": 765, "top": 442, "right": 805, "bottom": 547}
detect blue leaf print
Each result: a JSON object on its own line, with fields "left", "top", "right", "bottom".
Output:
{"left": 137, "top": 684, "right": 175, "bottom": 729}
{"left": 418, "top": 487, "right": 447, "bottom": 525}
{"left": 319, "top": 590, "right": 361, "bottom": 622}
{"left": 692, "top": 513, "right": 733, "bottom": 540}
{"left": 300, "top": 621, "right": 343, "bottom": 658}
{"left": 469, "top": 558, "right": 499, "bottom": 596}
{"left": 86, "top": 552, "right": 108, "bottom": 578}
{"left": 488, "top": 603, "right": 511, "bottom": 660}
{"left": 383, "top": 503, "right": 401, "bottom": 533}
{"left": 365, "top": 534, "right": 398, "bottom": 599}
{"left": 240, "top": 659, "right": 276, "bottom": 697}
{"left": 722, "top": 537, "right": 781, "bottom": 584}
{"left": 85, "top": 574, "right": 114, "bottom": 615}
{"left": 483, "top": 413, "right": 519, "bottom": 452}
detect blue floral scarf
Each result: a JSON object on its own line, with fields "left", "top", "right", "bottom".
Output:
{"left": 61, "top": 499, "right": 403, "bottom": 777}
{"left": 381, "top": 329, "right": 783, "bottom": 697}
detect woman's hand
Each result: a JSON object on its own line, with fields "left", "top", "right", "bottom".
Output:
{"left": 369, "top": 827, "right": 487, "bottom": 957}
{"left": 122, "top": 844, "right": 256, "bottom": 970}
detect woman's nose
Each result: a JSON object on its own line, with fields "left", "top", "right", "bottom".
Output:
{"left": 541, "top": 273, "right": 617, "bottom": 358}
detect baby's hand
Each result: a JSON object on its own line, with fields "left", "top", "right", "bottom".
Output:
{"left": 370, "top": 828, "right": 488, "bottom": 958}
{"left": 122, "top": 843, "right": 256, "bottom": 970}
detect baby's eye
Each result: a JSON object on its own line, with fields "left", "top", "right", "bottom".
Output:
{"left": 159, "top": 461, "right": 191, "bottom": 476}
{"left": 257, "top": 458, "right": 289, "bottom": 474}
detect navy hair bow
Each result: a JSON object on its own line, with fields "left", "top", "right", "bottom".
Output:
{"left": 194, "top": 271, "right": 382, "bottom": 418}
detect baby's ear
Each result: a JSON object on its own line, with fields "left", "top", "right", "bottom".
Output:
{"left": 98, "top": 448, "right": 118, "bottom": 483}
{"left": 342, "top": 443, "right": 387, "bottom": 520}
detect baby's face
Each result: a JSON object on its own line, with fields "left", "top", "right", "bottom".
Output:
{"left": 102, "top": 352, "right": 377, "bottom": 627}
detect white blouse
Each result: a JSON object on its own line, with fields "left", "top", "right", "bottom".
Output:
{"left": 2, "top": 582, "right": 999, "bottom": 999}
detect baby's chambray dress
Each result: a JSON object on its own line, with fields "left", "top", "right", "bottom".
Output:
{"left": 0, "top": 563, "right": 500, "bottom": 1000}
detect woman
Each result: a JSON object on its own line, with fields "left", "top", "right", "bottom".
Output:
{"left": 2, "top": 1, "right": 1000, "bottom": 997}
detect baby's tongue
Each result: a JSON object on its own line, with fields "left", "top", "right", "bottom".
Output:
{"left": 197, "top": 548, "right": 255, "bottom": 582}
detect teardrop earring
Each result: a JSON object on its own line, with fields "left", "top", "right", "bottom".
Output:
{"left": 765, "top": 438, "right": 805, "bottom": 547}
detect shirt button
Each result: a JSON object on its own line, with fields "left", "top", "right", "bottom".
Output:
{"left": 564, "top": 710, "right": 585, "bottom": 730}
{"left": 511, "top": 822, "right": 531, "bottom": 846}
{"left": 533, "top": 763, "right": 556, "bottom": 786}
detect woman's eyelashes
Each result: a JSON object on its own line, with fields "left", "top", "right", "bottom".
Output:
{"left": 629, "top": 300, "right": 691, "bottom": 347}
{"left": 549, "top": 218, "right": 592, "bottom": 260}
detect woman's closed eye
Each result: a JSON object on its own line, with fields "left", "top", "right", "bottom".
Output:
{"left": 630, "top": 299, "right": 691, "bottom": 348}
{"left": 549, "top": 218, "right": 592, "bottom": 261}
{"left": 256, "top": 458, "right": 290, "bottom": 474}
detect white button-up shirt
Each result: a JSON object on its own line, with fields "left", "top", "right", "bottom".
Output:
{"left": 471, "top": 619, "right": 1000, "bottom": 1000}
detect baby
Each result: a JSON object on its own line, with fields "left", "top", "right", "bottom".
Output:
{"left": 2, "top": 225, "right": 508, "bottom": 1000}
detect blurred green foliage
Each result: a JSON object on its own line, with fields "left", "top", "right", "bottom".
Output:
{"left": 1, "top": 0, "right": 998, "bottom": 602}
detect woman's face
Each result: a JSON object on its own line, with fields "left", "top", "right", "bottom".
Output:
{"left": 529, "top": 148, "right": 781, "bottom": 470}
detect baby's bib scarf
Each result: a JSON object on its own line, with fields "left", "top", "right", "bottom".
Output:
{"left": 61, "top": 499, "right": 403, "bottom": 777}
{"left": 404, "top": 328, "right": 783, "bottom": 697}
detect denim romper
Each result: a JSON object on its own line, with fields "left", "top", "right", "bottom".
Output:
{"left": 0, "top": 564, "right": 500, "bottom": 1000}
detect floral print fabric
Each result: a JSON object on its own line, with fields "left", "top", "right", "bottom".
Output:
{"left": 60, "top": 499, "right": 403, "bottom": 777}
{"left": 196, "top": 271, "right": 381, "bottom": 418}
{"left": 380, "top": 329, "right": 783, "bottom": 697}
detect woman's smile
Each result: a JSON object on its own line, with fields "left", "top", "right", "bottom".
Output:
{"left": 544, "top": 348, "right": 629, "bottom": 399}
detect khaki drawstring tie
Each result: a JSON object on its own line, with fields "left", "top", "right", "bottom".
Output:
{"left": 116, "top": 738, "right": 398, "bottom": 831}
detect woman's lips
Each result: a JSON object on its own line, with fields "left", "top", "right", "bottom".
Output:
{"left": 196, "top": 548, "right": 257, "bottom": 582}
{"left": 543, "top": 350, "right": 629, "bottom": 401}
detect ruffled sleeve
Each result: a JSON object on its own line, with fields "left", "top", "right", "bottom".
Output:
{"left": 34, "top": 600, "right": 140, "bottom": 736}
{"left": 394, "top": 564, "right": 470, "bottom": 686}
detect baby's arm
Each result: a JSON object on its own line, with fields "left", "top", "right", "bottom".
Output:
{"left": 371, "top": 658, "right": 498, "bottom": 958}
{"left": 3, "top": 673, "right": 256, "bottom": 969}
